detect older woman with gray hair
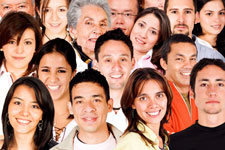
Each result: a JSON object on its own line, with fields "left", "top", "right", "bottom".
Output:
{"left": 67, "top": 0, "right": 111, "bottom": 72}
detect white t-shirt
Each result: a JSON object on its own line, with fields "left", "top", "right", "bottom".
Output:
{"left": 74, "top": 132, "right": 116, "bottom": 150}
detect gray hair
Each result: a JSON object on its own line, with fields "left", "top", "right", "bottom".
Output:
{"left": 67, "top": 0, "right": 111, "bottom": 28}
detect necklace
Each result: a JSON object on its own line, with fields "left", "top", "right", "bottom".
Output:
{"left": 44, "top": 32, "right": 68, "bottom": 41}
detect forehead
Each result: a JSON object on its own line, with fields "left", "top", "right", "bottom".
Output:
{"left": 0, "top": 0, "right": 32, "bottom": 5}
{"left": 72, "top": 82, "right": 106, "bottom": 97}
{"left": 40, "top": 52, "right": 69, "bottom": 67}
{"left": 99, "top": 40, "right": 131, "bottom": 57}
{"left": 167, "top": 0, "right": 195, "bottom": 11}
{"left": 168, "top": 42, "right": 196, "bottom": 57}
{"left": 108, "top": 0, "right": 138, "bottom": 12}
{"left": 196, "top": 65, "right": 225, "bottom": 81}
{"left": 80, "top": 4, "right": 107, "bottom": 19}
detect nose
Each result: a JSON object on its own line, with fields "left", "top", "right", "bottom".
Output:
{"left": 84, "top": 101, "right": 96, "bottom": 113}
{"left": 50, "top": 10, "right": 59, "bottom": 21}
{"left": 207, "top": 85, "right": 217, "bottom": 97}
{"left": 49, "top": 72, "right": 58, "bottom": 83}
{"left": 114, "top": 14, "right": 125, "bottom": 25}
{"left": 15, "top": 44, "right": 24, "bottom": 54}
{"left": 93, "top": 25, "right": 104, "bottom": 35}
{"left": 177, "top": 12, "right": 184, "bottom": 24}
{"left": 140, "top": 28, "right": 148, "bottom": 39}
{"left": 148, "top": 98, "right": 157, "bottom": 108}
{"left": 112, "top": 60, "right": 122, "bottom": 72}
{"left": 20, "top": 105, "right": 29, "bottom": 116}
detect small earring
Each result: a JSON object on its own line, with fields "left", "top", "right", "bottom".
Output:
{"left": 0, "top": 48, "right": 3, "bottom": 51}
{"left": 38, "top": 120, "right": 43, "bottom": 131}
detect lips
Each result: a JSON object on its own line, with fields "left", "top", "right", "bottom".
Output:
{"left": 47, "top": 85, "right": 60, "bottom": 90}
{"left": 49, "top": 23, "right": 61, "bottom": 28}
{"left": 211, "top": 24, "right": 222, "bottom": 30}
{"left": 181, "top": 72, "right": 191, "bottom": 76}
{"left": 206, "top": 100, "right": 220, "bottom": 104}
{"left": 82, "top": 117, "right": 97, "bottom": 123}
{"left": 147, "top": 110, "right": 160, "bottom": 116}
{"left": 135, "top": 37, "right": 146, "bottom": 45}
{"left": 12, "top": 56, "right": 25, "bottom": 60}
{"left": 16, "top": 118, "right": 31, "bottom": 125}
{"left": 110, "top": 74, "right": 122, "bottom": 79}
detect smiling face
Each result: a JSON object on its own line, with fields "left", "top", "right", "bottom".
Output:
{"left": 94, "top": 40, "right": 135, "bottom": 91}
{"left": 161, "top": 42, "right": 197, "bottom": 91}
{"left": 38, "top": 52, "right": 73, "bottom": 101}
{"left": 132, "top": 80, "right": 168, "bottom": 129}
{"left": 71, "top": 82, "right": 113, "bottom": 134}
{"left": 70, "top": 5, "right": 108, "bottom": 60}
{"left": 130, "top": 13, "right": 160, "bottom": 57}
{"left": 108, "top": 0, "right": 138, "bottom": 35}
{"left": 198, "top": 0, "right": 225, "bottom": 36}
{"left": 8, "top": 85, "right": 43, "bottom": 135}
{"left": 2, "top": 28, "right": 36, "bottom": 73}
{"left": 40, "top": 0, "right": 68, "bottom": 35}
{"left": 0, "top": 0, "right": 35, "bottom": 18}
{"left": 194, "top": 65, "right": 225, "bottom": 115}
{"left": 166, "top": 0, "right": 196, "bottom": 37}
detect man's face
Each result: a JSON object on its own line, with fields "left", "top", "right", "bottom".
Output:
{"left": 194, "top": 65, "right": 225, "bottom": 115}
{"left": 108, "top": 0, "right": 138, "bottom": 35}
{"left": 94, "top": 40, "right": 135, "bottom": 91}
{"left": 0, "top": 0, "right": 35, "bottom": 17}
{"left": 161, "top": 42, "right": 197, "bottom": 90}
{"left": 71, "top": 82, "right": 113, "bottom": 134}
{"left": 166, "top": 0, "right": 196, "bottom": 37}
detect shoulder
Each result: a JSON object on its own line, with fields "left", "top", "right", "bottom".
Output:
{"left": 0, "top": 139, "right": 4, "bottom": 149}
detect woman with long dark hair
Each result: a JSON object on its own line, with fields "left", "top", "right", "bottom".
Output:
{"left": 115, "top": 68, "right": 172, "bottom": 150}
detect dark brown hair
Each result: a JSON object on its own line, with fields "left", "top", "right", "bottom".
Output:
{"left": 0, "top": 11, "right": 42, "bottom": 76}
{"left": 121, "top": 68, "right": 172, "bottom": 147}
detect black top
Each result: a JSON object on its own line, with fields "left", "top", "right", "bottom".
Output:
{"left": 169, "top": 121, "right": 225, "bottom": 150}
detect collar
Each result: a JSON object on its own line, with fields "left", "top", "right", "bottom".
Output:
{"left": 0, "top": 61, "right": 8, "bottom": 76}
{"left": 72, "top": 40, "right": 92, "bottom": 68}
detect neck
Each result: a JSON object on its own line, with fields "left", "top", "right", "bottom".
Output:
{"left": 78, "top": 123, "right": 109, "bottom": 144}
{"left": 44, "top": 29, "right": 71, "bottom": 44}
{"left": 12, "top": 132, "right": 36, "bottom": 150}
{"left": 110, "top": 88, "right": 124, "bottom": 108}
{"left": 82, "top": 47, "right": 94, "bottom": 60}
{"left": 198, "top": 112, "right": 225, "bottom": 128}
{"left": 5, "top": 61, "right": 27, "bottom": 81}
{"left": 199, "top": 34, "right": 217, "bottom": 48}
{"left": 166, "top": 76, "right": 190, "bottom": 95}
{"left": 134, "top": 50, "right": 146, "bottom": 62}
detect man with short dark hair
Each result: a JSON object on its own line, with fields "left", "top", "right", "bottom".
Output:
{"left": 160, "top": 34, "right": 198, "bottom": 134}
{"left": 51, "top": 69, "right": 122, "bottom": 150}
{"left": 108, "top": 0, "right": 140, "bottom": 35}
{"left": 93, "top": 28, "right": 135, "bottom": 132}
{"left": 170, "top": 58, "right": 225, "bottom": 150}
{"left": 164, "top": 0, "right": 225, "bottom": 62}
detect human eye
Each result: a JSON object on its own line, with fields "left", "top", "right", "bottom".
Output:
{"left": 218, "top": 82, "right": 225, "bottom": 87}
{"left": 57, "top": 69, "right": 66, "bottom": 73}
{"left": 93, "top": 98, "right": 101, "bottom": 103}
{"left": 149, "top": 30, "right": 157, "bottom": 35}
{"left": 185, "top": 10, "right": 192, "bottom": 14}
{"left": 32, "top": 104, "right": 40, "bottom": 109}
{"left": 13, "top": 101, "right": 21, "bottom": 105}
{"left": 200, "top": 82, "right": 208, "bottom": 87}
{"left": 18, "top": 4, "right": 26, "bottom": 9}
{"left": 175, "top": 57, "right": 183, "bottom": 62}
{"left": 171, "top": 10, "right": 177, "bottom": 14}
{"left": 219, "top": 11, "right": 225, "bottom": 15}
{"left": 8, "top": 40, "right": 16, "bottom": 45}
{"left": 156, "top": 92, "right": 165, "bottom": 99}
{"left": 206, "top": 12, "right": 212, "bottom": 16}
{"left": 139, "top": 96, "right": 147, "bottom": 101}
{"left": 111, "top": 12, "right": 116, "bottom": 16}
{"left": 138, "top": 22, "right": 144, "bottom": 28}
{"left": 59, "top": 8, "right": 66, "bottom": 12}
{"left": 104, "top": 58, "right": 112, "bottom": 63}
{"left": 3, "top": 5, "right": 10, "bottom": 10}
{"left": 41, "top": 68, "right": 49, "bottom": 72}
{"left": 120, "top": 57, "right": 128, "bottom": 62}
{"left": 85, "top": 20, "right": 93, "bottom": 25}
{"left": 190, "top": 57, "right": 197, "bottom": 61}
{"left": 43, "top": 8, "right": 50, "bottom": 13}
{"left": 100, "top": 22, "right": 107, "bottom": 27}
{"left": 75, "top": 100, "right": 82, "bottom": 104}
{"left": 124, "top": 13, "right": 132, "bottom": 17}
{"left": 24, "top": 40, "right": 32, "bottom": 45}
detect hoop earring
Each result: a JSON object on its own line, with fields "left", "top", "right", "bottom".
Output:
{"left": 38, "top": 120, "right": 43, "bottom": 131}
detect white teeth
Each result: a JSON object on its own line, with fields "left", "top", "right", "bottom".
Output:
{"left": 48, "top": 85, "right": 59, "bottom": 90}
{"left": 111, "top": 75, "right": 122, "bottom": 79}
{"left": 17, "top": 119, "right": 30, "bottom": 124}
{"left": 182, "top": 72, "right": 191, "bottom": 76}
{"left": 136, "top": 38, "right": 145, "bottom": 44}
{"left": 148, "top": 111, "right": 159, "bottom": 116}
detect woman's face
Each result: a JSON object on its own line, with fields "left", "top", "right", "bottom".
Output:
{"left": 41, "top": 0, "right": 68, "bottom": 34}
{"left": 8, "top": 85, "right": 43, "bottom": 135}
{"left": 130, "top": 13, "right": 160, "bottom": 55}
{"left": 198, "top": 0, "right": 225, "bottom": 35}
{"left": 70, "top": 5, "right": 109, "bottom": 60}
{"left": 2, "top": 28, "right": 36, "bottom": 71}
{"left": 38, "top": 52, "right": 74, "bottom": 101}
{"left": 132, "top": 80, "right": 167, "bottom": 129}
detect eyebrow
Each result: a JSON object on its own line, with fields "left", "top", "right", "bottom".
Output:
{"left": 111, "top": 9, "right": 134, "bottom": 13}
{"left": 73, "top": 94, "right": 104, "bottom": 100}
{"left": 198, "top": 79, "right": 225, "bottom": 82}
{"left": 13, "top": 97, "right": 38, "bottom": 103}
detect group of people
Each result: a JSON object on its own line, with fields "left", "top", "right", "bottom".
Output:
{"left": 0, "top": 0, "right": 224, "bottom": 149}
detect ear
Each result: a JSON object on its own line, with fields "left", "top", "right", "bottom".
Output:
{"left": 131, "top": 58, "right": 136, "bottom": 70}
{"left": 189, "top": 88, "right": 195, "bottom": 99}
{"left": 131, "top": 104, "right": 136, "bottom": 109}
{"left": 93, "top": 59, "right": 99, "bottom": 71}
{"left": 107, "top": 98, "right": 113, "bottom": 112}
{"left": 195, "top": 12, "right": 200, "bottom": 24}
{"left": 71, "top": 70, "right": 77, "bottom": 79}
{"left": 69, "top": 27, "right": 77, "bottom": 40}
{"left": 67, "top": 101, "right": 74, "bottom": 115}
{"left": 160, "top": 58, "right": 168, "bottom": 71}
